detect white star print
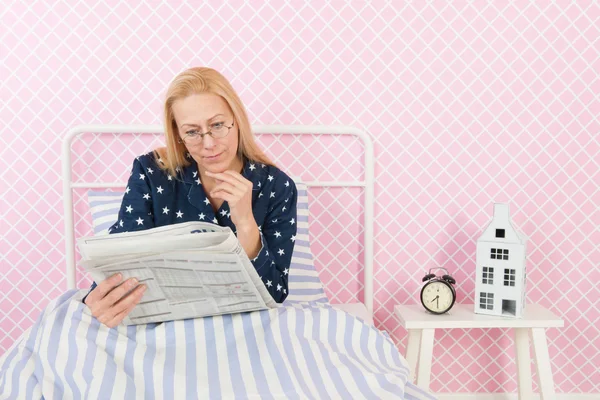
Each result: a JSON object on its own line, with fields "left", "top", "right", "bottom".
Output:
{"left": 291, "top": 235, "right": 296, "bottom": 242}
{"left": 266, "top": 250, "right": 269, "bottom": 256}
{"left": 147, "top": 168, "right": 153, "bottom": 174}
{"left": 249, "top": 163, "right": 256, "bottom": 171}
{"left": 258, "top": 192, "right": 263, "bottom": 198}
{"left": 283, "top": 289, "right": 287, "bottom": 294}
{"left": 220, "top": 209, "right": 227, "bottom": 216}
{"left": 119, "top": 220, "right": 124, "bottom": 227}
{"left": 176, "top": 210, "right": 183, "bottom": 218}
{"left": 258, "top": 182, "right": 261, "bottom": 187}
{"left": 266, "top": 280, "right": 272, "bottom": 287}
{"left": 125, "top": 186, "right": 130, "bottom": 194}
{"left": 167, "top": 175, "right": 173, "bottom": 181}
{"left": 282, "top": 206, "right": 286, "bottom": 212}
{"left": 139, "top": 174, "right": 145, "bottom": 180}
{"left": 162, "top": 206, "right": 169, "bottom": 214}
{"left": 212, "top": 217, "right": 218, "bottom": 223}
{"left": 157, "top": 186, "right": 164, "bottom": 194}
{"left": 270, "top": 192, "right": 275, "bottom": 198}
{"left": 277, "top": 284, "right": 282, "bottom": 291}
{"left": 198, "top": 213, "right": 205, "bottom": 220}
{"left": 283, "top": 268, "right": 288, "bottom": 275}
{"left": 274, "top": 231, "right": 281, "bottom": 238}
{"left": 278, "top": 248, "right": 285, "bottom": 256}
{"left": 272, "top": 219, "right": 277, "bottom": 223}
{"left": 195, "top": 178, "right": 201, "bottom": 185}
{"left": 261, "top": 164, "right": 266, "bottom": 168}
{"left": 136, "top": 217, "right": 144, "bottom": 225}
{"left": 186, "top": 153, "right": 192, "bottom": 158}
{"left": 290, "top": 218, "right": 295, "bottom": 225}
{"left": 193, "top": 171, "right": 197, "bottom": 177}
{"left": 143, "top": 193, "right": 150, "bottom": 200}
{"left": 204, "top": 198, "right": 210, "bottom": 205}
{"left": 126, "top": 205, "right": 133, "bottom": 213}
{"left": 227, "top": 212, "right": 231, "bottom": 218}
{"left": 285, "top": 181, "right": 289, "bottom": 187}
{"left": 268, "top": 175, "right": 274, "bottom": 181}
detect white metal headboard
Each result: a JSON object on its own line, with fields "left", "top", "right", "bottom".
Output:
{"left": 62, "top": 124, "right": 374, "bottom": 315}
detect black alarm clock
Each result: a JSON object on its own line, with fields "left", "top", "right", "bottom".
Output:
{"left": 420, "top": 267, "right": 456, "bottom": 314}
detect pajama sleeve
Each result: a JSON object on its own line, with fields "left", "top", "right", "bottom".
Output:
{"left": 249, "top": 176, "right": 298, "bottom": 303}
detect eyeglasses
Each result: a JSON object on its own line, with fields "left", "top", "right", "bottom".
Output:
{"left": 178, "top": 120, "right": 235, "bottom": 145}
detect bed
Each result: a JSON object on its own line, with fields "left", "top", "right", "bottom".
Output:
{"left": 0, "top": 125, "right": 436, "bottom": 399}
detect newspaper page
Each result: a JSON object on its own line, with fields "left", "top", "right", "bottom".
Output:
{"left": 77, "top": 221, "right": 278, "bottom": 325}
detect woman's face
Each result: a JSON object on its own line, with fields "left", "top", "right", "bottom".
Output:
{"left": 172, "top": 92, "right": 240, "bottom": 174}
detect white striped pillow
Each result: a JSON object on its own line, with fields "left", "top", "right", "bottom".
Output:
{"left": 86, "top": 179, "right": 329, "bottom": 304}
{"left": 284, "top": 180, "right": 329, "bottom": 304}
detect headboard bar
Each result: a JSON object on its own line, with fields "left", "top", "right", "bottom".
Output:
{"left": 62, "top": 124, "right": 374, "bottom": 315}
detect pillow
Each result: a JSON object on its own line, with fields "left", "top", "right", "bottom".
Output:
{"left": 284, "top": 180, "right": 329, "bottom": 304}
{"left": 86, "top": 179, "right": 329, "bottom": 304}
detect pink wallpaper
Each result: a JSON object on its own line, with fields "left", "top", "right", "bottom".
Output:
{"left": 1, "top": 0, "right": 599, "bottom": 395}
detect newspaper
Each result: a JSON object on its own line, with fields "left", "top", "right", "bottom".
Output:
{"left": 77, "top": 221, "right": 278, "bottom": 325}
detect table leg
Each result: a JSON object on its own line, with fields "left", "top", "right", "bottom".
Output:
{"left": 514, "top": 328, "right": 533, "bottom": 400}
{"left": 531, "top": 328, "right": 556, "bottom": 400}
{"left": 416, "top": 329, "right": 435, "bottom": 390}
{"left": 405, "top": 329, "right": 421, "bottom": 383}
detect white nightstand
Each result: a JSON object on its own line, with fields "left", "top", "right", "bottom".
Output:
{"left": 394, "top": 303, "right": 564, "bottom": 399}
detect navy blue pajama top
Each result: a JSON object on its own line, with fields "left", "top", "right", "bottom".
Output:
{"left": 83, "top": 151, "right": 298, "bottom": 304}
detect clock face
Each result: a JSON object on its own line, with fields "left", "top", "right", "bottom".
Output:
{"left": 421, "top": 280, "right": 455, "bottom": 314}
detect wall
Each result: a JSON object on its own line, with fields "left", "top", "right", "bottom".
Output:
{"left": 1, "top": 0, "right": 598, "bottom": 394}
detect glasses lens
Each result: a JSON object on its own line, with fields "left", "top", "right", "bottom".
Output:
{"left": 184, "top": 134, "right": 202, "bottom": 144}
{"left": 211, "top": 125, "right": 228, "bottom": 138}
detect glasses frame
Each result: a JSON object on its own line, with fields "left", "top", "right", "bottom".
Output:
{"left": 178, "top": 119, "right": 235, "bottom": 144}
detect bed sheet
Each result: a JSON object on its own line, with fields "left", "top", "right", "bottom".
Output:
{"left": 0, "top": 290, "right": 436, "bottom": 399}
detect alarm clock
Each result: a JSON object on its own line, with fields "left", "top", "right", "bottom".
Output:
{"left": 420, "top": 267, "right": 456, "bottom": 314}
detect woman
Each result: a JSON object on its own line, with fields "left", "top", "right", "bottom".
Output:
{"left": 83, "top": 67, "right": 298, "bottom": 328}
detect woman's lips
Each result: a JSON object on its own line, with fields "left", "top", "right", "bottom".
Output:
{"left": 204, "top": 152, "right": 222, "bottom": 160}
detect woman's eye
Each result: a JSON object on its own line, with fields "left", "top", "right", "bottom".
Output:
{"left": 187, "top": 130, "right": 198, "bottom": 135}
{"left": 212, "top": 122, "right": 224, "bottom": 128}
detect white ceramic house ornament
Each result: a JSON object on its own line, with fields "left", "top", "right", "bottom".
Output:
{"left": 474, "top": 203, "right": 528, "bottom": 318}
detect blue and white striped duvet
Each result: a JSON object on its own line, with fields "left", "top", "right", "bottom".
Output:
{"left": 0, "top": 290, "right": 436, "bottom": 399}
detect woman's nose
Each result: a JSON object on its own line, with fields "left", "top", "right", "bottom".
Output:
{"left": 202, "top": 134, "right": 216, "bottom": 148}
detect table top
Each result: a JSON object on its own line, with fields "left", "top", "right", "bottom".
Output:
{"left": 394, "top": 303, "right": 564, "bottom": 329}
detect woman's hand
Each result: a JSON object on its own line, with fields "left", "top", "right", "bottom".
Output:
{"left": 84, "top": 273, "right": 147, "bottom": 328}
{"left": 206, "top": 170, "right": 255, "bottom": 229}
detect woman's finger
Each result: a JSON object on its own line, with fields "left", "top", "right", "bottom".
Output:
{"left": 222, "top": 170, "right": 253, "bottom": 187}
{"left": 98, "top": 278, "right": 139, "bottom": 310}
{"left": 210, "top": 191, "right": 236, "bottom": 204}
{"left": 85, "top": 273, "right": 123, "bottom": 305}
{"left": 106, "top": 303, "right": 135, "bottom": 328}
{"left": 210, "top": 182, "right": 244, "bottom": 198}
{"left": 105, "top": 286, "right": 146, "bottom": 327}
{"left": 206, "top": 171, "right": 247, "bottom": 187}
{"left": 109, "top": 284, "right": 147, "bottom": 317}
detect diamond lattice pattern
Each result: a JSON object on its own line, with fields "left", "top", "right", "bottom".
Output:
{"left": 1, "top": 1, "right": 599, "bottom": 394}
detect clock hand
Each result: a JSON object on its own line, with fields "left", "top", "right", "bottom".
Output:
{"left": 430, "top": 295, "right": 439, "bottom": 303}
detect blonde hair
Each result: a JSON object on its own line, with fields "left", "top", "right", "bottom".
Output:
{"left": 154, "top": 67, "right": 274, "bottom": 177}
